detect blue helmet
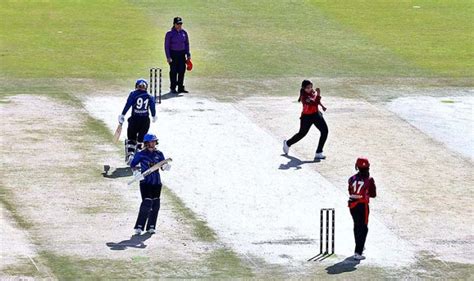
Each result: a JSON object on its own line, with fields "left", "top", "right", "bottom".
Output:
{"left": 135, "top": 78, "right": 148, "bottom": 89}
{"left": 143, "top": 134, "right": 158, "bottom": 143}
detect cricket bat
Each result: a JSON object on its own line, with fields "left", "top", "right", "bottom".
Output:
{"left": 128, "top": 158, "right": 173, "bottom": 186}
{"left": 113, "top": 124, "right": 122, "bottom": 143}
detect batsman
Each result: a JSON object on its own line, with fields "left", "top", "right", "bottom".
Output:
{"left": 130, "top": 133, "right": 171, "bottom": 235}
{"left": 118, "top": 79, "right": 157, "bottom": 164}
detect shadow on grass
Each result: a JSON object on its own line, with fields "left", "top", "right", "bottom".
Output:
{"left": 279, "top": 154, "right": 318, "bottom": 170}
{"left": 325, "top": 257, "right": 360, "bottom": 275}
{"left": 102, "top": 165, "right": 133, "bottom": 178}
{"left": 106, "top": 233, "right": 153, "bottom": 250}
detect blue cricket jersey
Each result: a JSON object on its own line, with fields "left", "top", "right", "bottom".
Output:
{"left": 130, "top": 149, "right": 165, "bottom": 185}
{"left": 121, "top": 89, "right": 156, "bottom": 117}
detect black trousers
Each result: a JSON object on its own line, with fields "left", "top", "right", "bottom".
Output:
{"left": 350, "top": 203, "right": 369, "bottom": 255}
{"left": 287, "top": 112, "right": 328, "bottom": 153}
{"left": 169, "top": 50, "right": 186, "bottom": 91}
{"left": 134, "top": 183, "right": 162, "bottom": 231}
{"left": 127, "top": 116, "right": 150, "bottom": 143}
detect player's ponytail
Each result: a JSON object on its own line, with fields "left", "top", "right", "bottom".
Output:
{"left": 358, "top": 168, "right": 370, "bottom": 178}
{"left": 299, "top": 79, "right": 313, "bottom": 102}
{"left": 298, "top": 88, "right": 305, "bottom": 102}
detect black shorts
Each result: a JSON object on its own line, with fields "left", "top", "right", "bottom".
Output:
{"left": 127, "top": 115, "right": 150, "bottom": 142}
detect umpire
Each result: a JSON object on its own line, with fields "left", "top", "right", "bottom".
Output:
{"left": 165, "top": 17, "right": 191, "bottom": 94}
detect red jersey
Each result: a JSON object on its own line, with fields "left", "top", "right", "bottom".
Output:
{"left": 347, "top": 173, "right": 376, "bottom": 208}
{"left": 299, "top": 90, "right": 321, "bottom": 115}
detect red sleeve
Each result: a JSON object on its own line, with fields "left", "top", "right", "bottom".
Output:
{"left": 369, "top": 178, "right": 377, "bottom": 198}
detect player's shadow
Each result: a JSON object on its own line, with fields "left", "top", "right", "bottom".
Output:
{"left": 325, "top": 257, "right": 361, "bottom": 275}
{"left": 279, "top": 154, "right": 317, "bottom": 170}
{"left": 102, "top": 165, "right": 133, "bottom": 178}
{"left": 161, "top": 92, "right": 184, "bottom": 100}
{"left": 106, "top": 233, "right": 153, "bottom": 250}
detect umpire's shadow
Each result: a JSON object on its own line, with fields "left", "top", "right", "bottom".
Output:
{"left": 325, "top": 257, "right": 360, "bottom": 275}
{"left": 102, "top": 165, "right": 132, "bottom": 178}
{"left": 161, "top": 91, "right": 184, "bottom": 100}
{"left": 279, "top": 154, "right": 317, "bottom": 170}
{"left": 106, "top": 233, "right": 153, "bottom": 250}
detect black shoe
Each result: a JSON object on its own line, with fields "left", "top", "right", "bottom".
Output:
{"left": 169, "top": 89, "right": 178, "bottom": 94}
{"left": 178, "top": 88, "right": 189, "bottom": 93}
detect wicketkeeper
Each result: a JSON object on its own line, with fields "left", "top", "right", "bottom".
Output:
{"left": 130, "top": 133, "right": 171, "bottom": 235}
{"left": 118, "top": 79, "right": 157, "bottom": 164}
{"left": 347, "top": 158, "right": 377, "bottom": 260}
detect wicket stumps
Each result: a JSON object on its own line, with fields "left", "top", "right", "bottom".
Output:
{"left": 149, "top": 67, "right": 162, "bottom": 104}
{"left": 308, "top": 208, "right": 335, "bottom": 261}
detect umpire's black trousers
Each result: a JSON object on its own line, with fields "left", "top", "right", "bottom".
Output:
{"left": 169, "top": 50, "right": 186, "bottom": 91}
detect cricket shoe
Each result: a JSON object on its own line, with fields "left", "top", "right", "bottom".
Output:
{"left": 283, "top": 140, "right": 289, "bottom": 155}
{"left": 352, "top": 253, "right": 366, "bottom": 260}
{"left": 133, "top": 228, "right": 142, "bottom": 235}
{"left": 314, "top": 152, "right": 326, "bottom": 161}
{"left": 147, "top": 228, "right": 156, "bottom": 234}
{"left": 178, "top": 88, "right": 189, "bottom": 93}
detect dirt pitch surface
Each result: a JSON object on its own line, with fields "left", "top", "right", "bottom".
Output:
{"left": 1, "top": 92, "right": 472, "bottom": 278}
{"left": 0, "top": 95, "right": 220, "bottom": 278}
{"left": 85, "top": 93, "right": 473, "bottom": 273}
{"left": 240, "top": 95, "right": 473, "bottom": 265}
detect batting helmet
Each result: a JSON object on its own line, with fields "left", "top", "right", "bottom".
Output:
{"left": 355, "top": 158, "right": 370, "bottom": 170}
{"left": 143, "top": 134, "right": 158, "bottom": 143}
{"left": 135, "top": 78, "right": 148, "bottom": 89}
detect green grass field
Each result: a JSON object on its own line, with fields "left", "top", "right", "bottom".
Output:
{"left": 315, "top": 0, "right": 474, "bottom": 77}
{"left": 1, "top": 0, "right": 473, "bottom": 279}
{"left": 2, "top": 0, "right": 473, "bottom": 80}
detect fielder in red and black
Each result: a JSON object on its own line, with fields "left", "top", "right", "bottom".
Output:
{"left": 348, "top": 158, "right": 376, "bottom": 260}
{"left": 283, "top": 80, "right": 328, "bottom": 161}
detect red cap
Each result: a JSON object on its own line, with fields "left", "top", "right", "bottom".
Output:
{"left": 186, "top": 59, "right": 193, "bottom": 71}
{"left": 355, "top": 158, "right": 370, "bottom": 170}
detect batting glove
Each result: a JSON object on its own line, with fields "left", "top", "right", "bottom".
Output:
{"left": 132, "top": 169, "right": 141, "bottom": 178}
{"left": 118, "top": 114, "right": 125, "bottom": 124}
{"left": 152, "top": 115, "right": 158, "bottom": 123}
{"left": 162, "top": 163, "right": 171, "bottom": 171}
